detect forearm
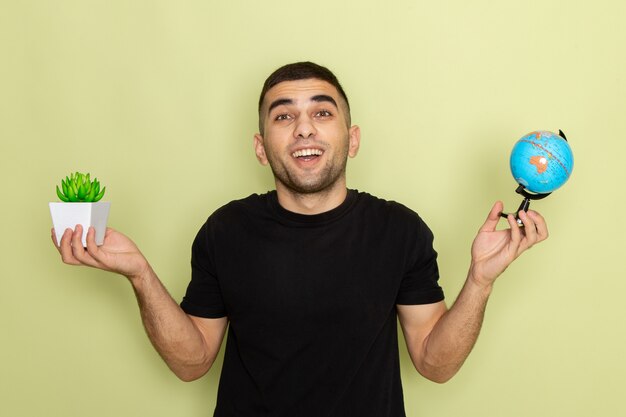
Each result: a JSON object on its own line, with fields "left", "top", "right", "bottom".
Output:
{"left": 128, "top": 266, "right": 216, "bottom": 381}
{"left": 419, "top": 270, "right": 492, "bottom": 382}
{"left": 54, "top": 227, "right": 221, "bottom": 380}
{"left": 403, "top": 204, "right": 548, "bottom": 383}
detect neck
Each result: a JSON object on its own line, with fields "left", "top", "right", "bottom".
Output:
{"left": 275, "top": 180, "right": 348, "bottom": 215}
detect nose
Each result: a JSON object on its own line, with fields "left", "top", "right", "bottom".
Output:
{"left": 293, "top": 114, "right": 316, "bottom": 139}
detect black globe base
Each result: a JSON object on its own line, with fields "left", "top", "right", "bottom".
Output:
{"left": 500, "top": 184, "right": 551, "bottom": 226}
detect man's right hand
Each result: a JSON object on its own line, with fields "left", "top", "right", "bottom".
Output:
{"left": 52, "top": 226, "right": 149, "bottom": 281}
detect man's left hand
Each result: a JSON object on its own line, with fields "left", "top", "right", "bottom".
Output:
{"left": 469, "top": 201, "right": 549, "bottom": 289}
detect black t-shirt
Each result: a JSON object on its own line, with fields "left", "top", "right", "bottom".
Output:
{"left": 181, "top": 190, "right": 444, "bottom": 417}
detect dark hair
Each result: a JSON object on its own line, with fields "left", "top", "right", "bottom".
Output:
{"left": 258, "top": 62, "right": 350, "bottom": 133}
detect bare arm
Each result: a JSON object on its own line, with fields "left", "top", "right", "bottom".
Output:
{"left": 398, "top": 202, "right": 548, "bottom": 383}
{"left": 397, "top": 280, "right": 489, "bottom": 383}
{"left": 53, "top": 225, "right": 227, "bottom": 381}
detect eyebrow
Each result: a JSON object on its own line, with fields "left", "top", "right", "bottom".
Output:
{"left": 267, "top": 94, "right": 339, "bottom": 114}
{"left": 310, "top": 94, "right": 338, "bottom": 109}
{"left": 267, "top": 98, "right": 293, "bottom": 114}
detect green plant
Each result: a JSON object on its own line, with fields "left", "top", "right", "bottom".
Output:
{"left": 56, "top": 172, "right": 106, "bottom": 202}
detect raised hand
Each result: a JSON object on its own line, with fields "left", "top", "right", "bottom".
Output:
{"left": 52, "top": 225, "right": 149, "bottom": 280}
{"left": 469, "top": 201, "right": 549, "bottom": 289}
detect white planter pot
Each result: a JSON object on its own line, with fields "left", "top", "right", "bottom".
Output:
{"left": 49, "top": 202, "right": 111, "bottom": 247}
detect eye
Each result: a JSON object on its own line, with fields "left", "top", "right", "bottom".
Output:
{"left": 315, "top": 109, "right": 332, "bottom": 118}
{"left": 275, "top": 113, "right": 292, "bottom": 121}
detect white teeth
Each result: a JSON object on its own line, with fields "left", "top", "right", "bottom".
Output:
{"left": 292, "top": 148, "right": 323, "bottom": 158}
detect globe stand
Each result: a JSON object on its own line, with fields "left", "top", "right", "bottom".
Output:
{"left": 500, "top": 184, "right": 551, "bottom": 226}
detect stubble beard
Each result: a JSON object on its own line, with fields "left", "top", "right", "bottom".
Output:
{"left": 267, "top": 139, "right": 350, "bottom": 196}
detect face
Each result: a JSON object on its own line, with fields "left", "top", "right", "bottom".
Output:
{"left": 254, "top": 79, "right": 360, "bottom": 196}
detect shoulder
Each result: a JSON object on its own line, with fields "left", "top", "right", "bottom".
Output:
{"left": 208, "top": 192, "right": 274, "bottom": 222}
{"left": 353, "top": 190, "right": 435, "bottom": 242}
{"left": 355, "top": 191, "right": 425, "bottom": 223}
{"left": 194, "top": 192, "right": 274, "bottom": 239}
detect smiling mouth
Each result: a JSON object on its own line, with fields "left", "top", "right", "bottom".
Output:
{"left": 292, "top": 148, "right": 324, "bottom": 161}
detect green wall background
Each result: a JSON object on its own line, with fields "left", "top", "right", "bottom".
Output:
{"left": 2, "top": 1, "right": 624, "bottom": 416}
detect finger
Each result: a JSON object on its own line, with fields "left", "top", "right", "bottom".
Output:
{"left": 479, "top": 201, "right": 504, "bottom": 232}
{"left": 70, "top": 225, "right": 100, "bottom": 268}
{"left": 528, "top": 210, "right": 549, "bottom": 242}
{"left": 85, "top": 226, "right": 103, "bottom": 261}
{"left": 70, "top": 224, "right": 84, "bottom": 250}
{"left": 507, "top": 213, "right": 523, "bottom": 249}
{"left": 59, "top": 228, "right": 81, "bottom": 265}
{"left": 518, "top": 210, "right": 538, "bottom": 250}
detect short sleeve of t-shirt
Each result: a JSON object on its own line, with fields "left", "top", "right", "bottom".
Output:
{"left": 180, "top": 220, "right": 227, "bottom": 318}
{"left": 395, "top": 213, "right": 444, "bottom": 305}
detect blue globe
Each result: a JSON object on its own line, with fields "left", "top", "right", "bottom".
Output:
{"left": 509, "top": 131, "right": 574, "bottom": 194}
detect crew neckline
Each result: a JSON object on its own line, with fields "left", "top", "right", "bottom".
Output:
{"left": 267, "top": 189, "right": 359, "bottom": 226}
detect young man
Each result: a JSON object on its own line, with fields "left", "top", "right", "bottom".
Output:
{"left": 53, "top": 62, "right": 548, "bottom": 416}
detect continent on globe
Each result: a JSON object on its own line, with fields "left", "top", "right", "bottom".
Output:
{"left": 529, "top": 155, "right": 548, "bottom": 174}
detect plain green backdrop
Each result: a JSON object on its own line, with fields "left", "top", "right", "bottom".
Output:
{"left": 1, "top": 1, "right": 624, "bottom": 416}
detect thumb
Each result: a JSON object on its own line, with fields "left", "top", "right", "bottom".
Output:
{"left": 479, "top": 201, "right": 504, "bottom": 232}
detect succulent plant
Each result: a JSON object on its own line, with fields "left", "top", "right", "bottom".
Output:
{"left": 56, "top": 172, "right": 106, "bottom": 202}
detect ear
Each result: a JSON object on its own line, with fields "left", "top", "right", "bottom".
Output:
{"left": 348, "top": 125, "right": 361, "bottom": 158}
{"left": 253, "top": 133, "right": 269, "bottom": 165}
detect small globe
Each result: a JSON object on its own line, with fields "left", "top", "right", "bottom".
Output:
{"left": 509, "top": 131, "right": 574, "bottom": 194}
